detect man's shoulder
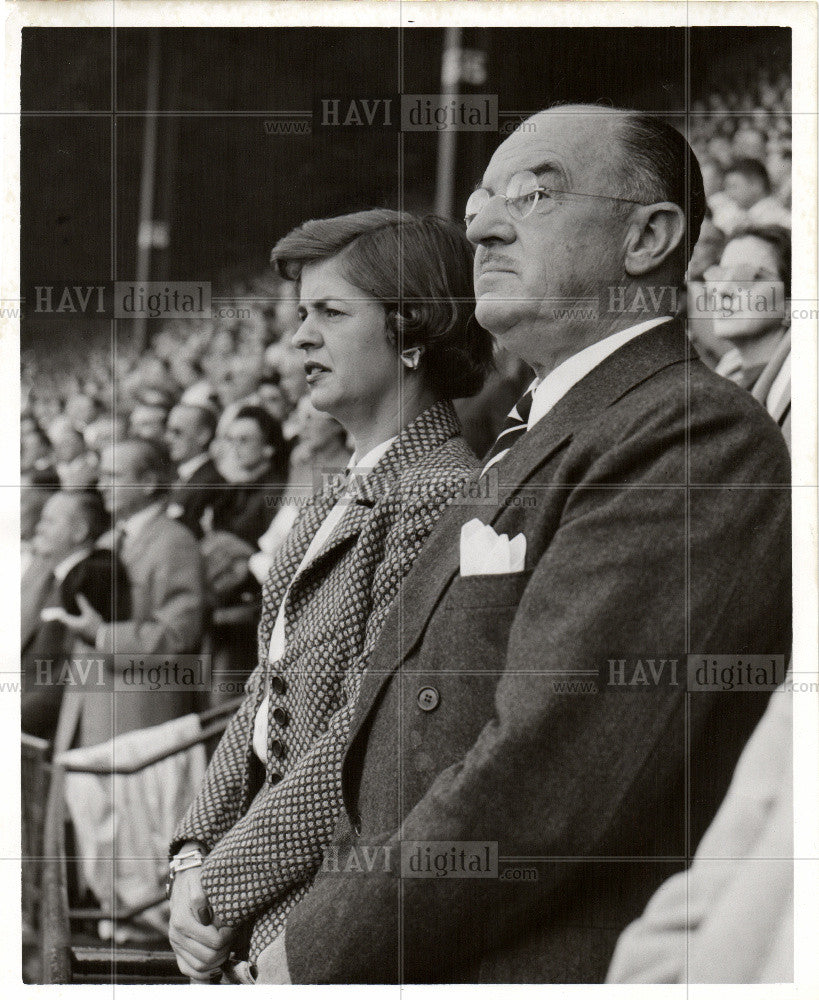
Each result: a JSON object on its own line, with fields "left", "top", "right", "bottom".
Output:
{"left": 188, "top": 458, "right": 224, "bottom": 486}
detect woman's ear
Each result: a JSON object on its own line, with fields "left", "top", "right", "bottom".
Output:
{"left": 624, "top": 202, "right": 686, "bottom": 277}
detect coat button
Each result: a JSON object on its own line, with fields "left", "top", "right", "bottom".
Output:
{"left": 272, "top": 707, "right": 288, "bottom": 727}
{"left": 269, "top": 771, "right": 283, "bottom": 785}
{"left": 269, "top": 675, "right": 285, "bottom": 695}
{"left": 270, "top": 739, "right": 285, "bottom": 759}
{"left": 417, "top": 686, "right": 440, "bottom": 711}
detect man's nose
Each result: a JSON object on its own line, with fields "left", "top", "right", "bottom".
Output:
{"left": 465, "top": 196, "right": 516, "bottom": 247}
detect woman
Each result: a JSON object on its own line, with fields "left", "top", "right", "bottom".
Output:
{"left": 168, "top": 210, "right": 493, "bottom": 980}
{"left": 706, "top": 224, "right": 791, "bottom": 451}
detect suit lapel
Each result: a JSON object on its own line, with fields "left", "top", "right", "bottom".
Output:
{"left": 349, "top": 319, "right": 695, "bottom": 735}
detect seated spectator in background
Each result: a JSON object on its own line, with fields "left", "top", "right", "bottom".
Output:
{"left": 706, "top": 225, "right": 791, "bottom": 448}
{"left": 178, "top": 357, "right": 219, "bottom": 409}
{"left": 83, "top": 411, "right": 129, "bottom": 454}
{"left": 21, "top": 422, "right": 58, "bottom": 488}
{"left": 719, "top": 158, "right": 789, "bottom": 234}
{"left": 215, "top": 354, "right": 267, "bottom": 435}
{"left": 256, "top": 375, "right": 289, "bottom": 424}
{"left": 50, "top": 438, "right": 206, "bottom": 746}
{"left": 129, "top": 401, "right": 170, "bottom": 443}
{"left": 21, "top": 490, "right": 130, "bottom": 742}
{"left": 65, "top": 393, "right": 101, "bottom": 434}
{"left": 731, "top": 125, "right": 767, "bottom": 161}
{"left": 249, "top": 399, "right": 352, "bottom": 583}
{"left": 211, "top": 405, "right": 287, "bottom": 546}
{"left": 165, "top": 403, "right": 226, "bottom": 539}
{"left": 48, "top": 421, "right": 98, "bottom": 489}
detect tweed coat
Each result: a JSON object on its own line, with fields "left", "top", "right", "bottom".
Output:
{"left": 172, "top": 400, "right": 477, "bottom": 959}
{"left": 282, "top": 319, "right": 792, "bottom": 983}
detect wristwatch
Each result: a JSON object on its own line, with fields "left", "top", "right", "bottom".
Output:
{"left": 165, "top": 847, "right": 205, "bottom": 900}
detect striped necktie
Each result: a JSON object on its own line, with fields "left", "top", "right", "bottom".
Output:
{"left": 482, "top": 386, "right": 535, "bottom": 473}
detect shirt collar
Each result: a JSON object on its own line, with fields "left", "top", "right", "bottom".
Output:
{"left": 177, "top": 452, "right": 211, "bottom": 482}
{"left": 53, "top": 546, "right": 93, "bottom": 584}
{"left": 528, "top": 316, "right": 673, "bottom": 431}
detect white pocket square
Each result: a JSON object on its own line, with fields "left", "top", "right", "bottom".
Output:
{"left": 460, "top": 518, "right": 526, "bottom": 577}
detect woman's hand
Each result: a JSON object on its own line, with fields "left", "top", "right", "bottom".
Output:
{"left": 168, "top": 865, "right": 236, "bottom": 982}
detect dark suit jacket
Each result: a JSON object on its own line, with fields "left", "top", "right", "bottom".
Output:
{"left": 168, "top": 457, "right": 227, "bottom": 539}
{"left": 283, "top": 320, "right": 792, "bottom": 983}
{"left": 21, "top": 548, "right": 130, "bottom": 740}
{"left": 211, "top": 464, "right": 285, "bottom": 547}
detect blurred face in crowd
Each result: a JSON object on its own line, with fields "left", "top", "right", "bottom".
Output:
{"left": 224, "top": 416, "right": 272, "bottom": 474}
{"left": 165, "top": 404, "right": 212, "bottom": 464}
{"left": 21, "top": 427, "right": 50, "bottom": 472}
{"left": 256, "top": 382, "right": 288, "bottom": 423}
{"left": 465, "top": 108, "right": 634, "bottom": 372}
{"left": 218, "top": 356, "right": 263, "bottom": 408}
{"left": 766, "top": 149, "right": 791, "bottom": 188}
{"left": 65, "top": 393, "right": 98, "bottom": 430}
{"left": 699, "top": 160, "right": 724, "bottom": 199}
{"left": 705, "top": 235, "right": 786, "bottom": 341}
{"left": 97, "top": 441, "right": 158, "bottom": 520}
{"left": 706, "top": 136, "right": 733, "bottom": 169}
{"left": 129, "top": 404, "right": 167, "bottom": 443}
{"left": 31, "top": 492, "right": 90, "bottom": 560}
{"left": 732, "top": 128, "right": 766, "bottom": 161}
{"left": 724, "top": 170, "right": 766, "bottom": 210}
{"left": 294, "top": 256, "right": 399, "bottom": 429}
{"left": 52, "top": 426, "right": 86, "bottom": 465}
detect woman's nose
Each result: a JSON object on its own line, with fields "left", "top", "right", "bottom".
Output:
{"left": 292, "top": 315, "right": 323, "bottom": 350}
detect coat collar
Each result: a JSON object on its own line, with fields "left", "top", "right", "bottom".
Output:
{"left": 348, "top": 318, "right": 695, "bottom": 738}
{"left": 259, "top": 399, "right": 463, "bottom": 643}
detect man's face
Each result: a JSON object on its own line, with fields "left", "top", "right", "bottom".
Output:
{"left": 32, "top": 493, "right": 86, "bottom": 560}
{"left": 97, "top": 442, "right": 154, "bottom": 520}
{"left": 129, "top": 405, "right": 167, "bottom": 443}
{"left": 224, "top": 417, "right": 270, "bottom": 473}
{"left": 466, "top": 109, "right": 631, "bottom": 371}
{"left": 165, "top": 405, "right": 208, "bottom": 464}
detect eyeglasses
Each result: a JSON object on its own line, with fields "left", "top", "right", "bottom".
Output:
{"left": 464, "top": 170, "right": 647, "bottom": 227}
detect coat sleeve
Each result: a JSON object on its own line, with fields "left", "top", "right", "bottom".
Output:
{"left": 96, "top": 527, "right": 205, "bottom": 656}
{"left": 198, "top": 461, "right": 474, "bottom": 929}
{"left": 282, "top": 403, "right": 791, "bottom": 983}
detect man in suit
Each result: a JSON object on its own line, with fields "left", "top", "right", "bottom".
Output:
{"left": 165, "top": 402, "right": 226, "bottom": 539}
{"left": 259, "top": 106, "right": 792, "bottom": 983}
{"left": 53, "top": 438, "right": 207, "bottom": 746}
{"left": 21, "top": 489, "right": 129, "bottom": 741}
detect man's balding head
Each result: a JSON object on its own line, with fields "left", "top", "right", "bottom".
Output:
{"left": 466, "top": 104, "right": 698, "bottom": 375}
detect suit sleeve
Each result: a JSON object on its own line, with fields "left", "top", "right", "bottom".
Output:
{"left": 198, "top": 465, "right": 473, "bottom": 929}
{"left": 96, "top": 528, "right": 205, "bottom": 656}
{"left": 283, "top": 402, "right": 791, "bottom": 982}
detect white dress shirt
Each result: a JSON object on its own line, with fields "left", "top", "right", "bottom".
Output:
{"left": 527, "top": 316, "right": 673, "bottom": 430}
{"left": 252, "top": 436, "right": 396, "bottom": 763}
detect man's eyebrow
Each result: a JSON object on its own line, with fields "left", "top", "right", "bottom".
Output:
{"left": 474, "top": 160, "right": 567, "bottom": 194}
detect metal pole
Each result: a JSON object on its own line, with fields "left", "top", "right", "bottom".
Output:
{"left": 133, "top": 29, "right": 161, "bottom": 356}
{"left": 433, "top": 27, "right": 462, "bottom": 218}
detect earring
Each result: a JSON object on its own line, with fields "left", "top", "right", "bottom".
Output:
{"left": 400, "top": 347, "right": 422, "bottom": 370}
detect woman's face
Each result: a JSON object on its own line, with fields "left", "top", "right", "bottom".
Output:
{"left": 704, "top": 235, "right": 786, "bottom": 341}
{"left": 294, "top": 256, "right": 399, "bottom": 426}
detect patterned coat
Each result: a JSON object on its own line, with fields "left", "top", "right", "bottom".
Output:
{"left": 172, "top": 400, "right": 476, "bottom": 959}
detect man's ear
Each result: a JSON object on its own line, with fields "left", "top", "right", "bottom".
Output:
{"left": 624, "top": 203, "right": 686, "bottom": 277}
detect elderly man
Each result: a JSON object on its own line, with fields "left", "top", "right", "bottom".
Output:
{"left": 53, "top": 438, "right": 206, "bottom": 746}
{"left": 250, "top": 106, "right": 790, "bottom": 983}
{"left": 22, "top": 490, "right": 129, "bottom": 741}
{"left": 165, "top": 402, "right": 225, "bottom": 539}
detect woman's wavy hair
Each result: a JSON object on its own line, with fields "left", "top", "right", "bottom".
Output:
{"left": 270, "top": 209, "right": 494, "bottom": 399}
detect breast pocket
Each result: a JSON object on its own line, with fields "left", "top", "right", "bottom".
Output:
{"left": 428, "top": 569, "right": 534, "bottom": 674}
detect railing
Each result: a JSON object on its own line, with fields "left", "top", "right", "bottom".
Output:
{"left": 39, "top": 697, "right": 243, "bottom": 984}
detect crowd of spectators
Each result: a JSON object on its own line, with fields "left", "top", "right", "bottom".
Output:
{"left": 21, "top": 67, "right": 793, "bottom": 743}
